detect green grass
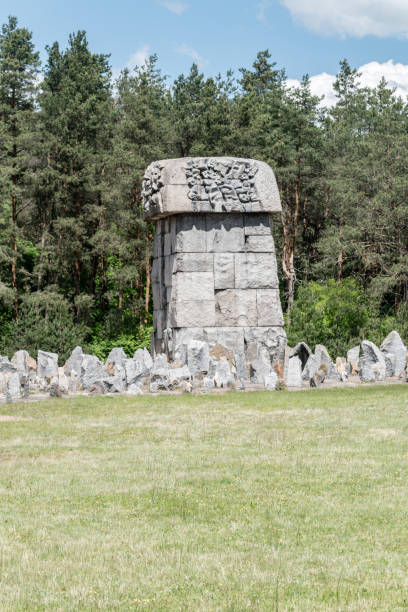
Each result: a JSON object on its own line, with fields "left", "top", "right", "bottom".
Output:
{"left": 1, "top": 385, "right": 408, "bottom": 611}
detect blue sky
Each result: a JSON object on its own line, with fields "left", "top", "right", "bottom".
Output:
{"left": 4, "top": 0, "right": 408, "bottom": 103}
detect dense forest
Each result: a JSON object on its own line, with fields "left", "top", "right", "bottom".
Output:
{"left": 0, "top": 16, "right": 407, "bottom": 360}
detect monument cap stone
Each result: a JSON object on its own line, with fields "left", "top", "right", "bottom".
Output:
{"left": 142, "top": 157, "right": 282, "bottom": 221}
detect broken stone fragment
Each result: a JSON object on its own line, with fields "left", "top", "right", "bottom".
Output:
{"left": 310, "top": 364, "right": 327, "bottom": 387}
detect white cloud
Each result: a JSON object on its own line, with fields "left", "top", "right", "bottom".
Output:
{"left": 126, "top": 45, "right": 150, "bottom": 70}
{"left": 256, "top": 0, "right": 271, "bottom": 22}
{"left": 280, "top": 0, "right": 408, "bottom": 38}
{"left": 177, "top": 44, "right": 208, "bottom": 69}
{"left": 158, "top": 1, "right": 189, "bottom": 15}
{"left": 287, "top": 60, "right": 408, "bottom": 106}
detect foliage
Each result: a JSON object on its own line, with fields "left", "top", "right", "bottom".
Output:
{"left": 87, "top": 325, "right": 153, "bottom": 360}
{"left": 287, "top": 280, "right": 379, "bottom": 356}
{"left": 1, "top": 291, "right": 87, "bottom": 362}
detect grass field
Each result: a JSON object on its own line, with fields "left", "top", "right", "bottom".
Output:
{"left": 1, "top": 385, "right": 408, "bottom": 611}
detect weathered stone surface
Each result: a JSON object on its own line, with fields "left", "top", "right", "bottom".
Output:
{"left": 125, "top": 349, "right": 152, "bottom": 385}
{"left": 172, "top": 271, "right": 214, "bottom": 302}
{"left": 37, "top": 350, "right": 58, "bottom": 379}
{"left": 249, "top": 358, "right": 270, "bottom": 384}
{"left": 106, "top": 348, "right": 127, "bottom": 376}
{"left": 214, "top": 253, "right": 234, "bottom": 289}
{"left": 286, "top": 356, "right": 302, "bottom": 387}
{"left": 58, "top": 367, "right": 69, "bottom": 394}
{"left": 380, "top": 331, "right": 406, "bottom": 377}
{"left": 213, "top": 358, "right": 235, "bottom": 388}
{"left": 169, "top": 300, "right": 216, "bottom": 328}
{"left": 347, "top": 345, "right": 360, "bottom": 375}
{"left": 0, "top": 357, "right": 17, "bottom": 373}
{"left": 235, "top": 253, "right": 278, "bottom": 289}
{"left": 290, "top": 342, "right": 312, "bottom": 371}
{"left": 206, "top": 214, "right": 245, "bottom": 252}
{"left": 187, "top": 340, "right": 209, "bottom": 374}
{"left": 264, "top": 370, "right": 279, "bottom": 390}
{"left": 104, "top": 376, "right": 126, "bottom": 393}
{"left": 315, "top": 345, "right": 338, "bottom": 380}
{"left": 383, "top": 352, "right": 396, "bottom": 377}
{"left": 11, "top": 350, "right": 30, "bottom": 375}
{"left": 359, "top": 340, "right": 386, "bottom": 382}
{"left": 174, "top": 215, "right": 207, "bottom": 253}
{"left": 143, "top": 158, "right": 281, "bottom": 220}
{"left": 336, "top": 357, "right": 348, "bottom": 382}
{"left": 174, "top": 252, "right": 213, "bottom": 273}
{"left": 169, "top": 365, "right": 191, "bottom": 386}
{"left": 127, "top": 383, "right": 143, "bottom": 395}
{"left": 244, "top": 214, "right": 271, "bottom": 235}
{"left": 256, "top": 289, "right": 284, "bottom": 326}
{"left": 7, "top": 372, "right": 21, "bottom": 398}
{"left": 244, "top": 234, "right": 275, "bottom": 252}
{"left": 310, "top": 365, "right": 328, "bottom": 387}
{"left": 215, "top": 289, "right": 257, "bottom": 326}
{"left": 80, "top": 355, "right": 107, "bottom": 389}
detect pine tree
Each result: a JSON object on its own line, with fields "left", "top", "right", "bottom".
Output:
{"left": 0, "top": 16, "right": 40, "bottom": 316}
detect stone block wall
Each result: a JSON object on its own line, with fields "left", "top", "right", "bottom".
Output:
{"left": 151, "top": 212, "right": 286, "bottom": 377}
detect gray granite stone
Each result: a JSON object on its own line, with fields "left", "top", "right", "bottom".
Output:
{"left": 215, "top": 289, "right": 257, "bottom": 326}
{"left": 206, "top": 214, "right": 245, "bottom": 252}
{"left": 214, "top": 252, "right": 234, "bottom": 289}
{"left": 286, "top": 356, "right": 302, "bottom": 387}
{"left": 37, "top": 350, "right": 58, "bottom": 379}
{"left": 235, "top": 253, "right": 278, "bottom": 289}
{"left": 380, "top": 331, "right": 406, "bottom": 377}
{"left": 256, "top": 289, "right": 284, "bottom": 326}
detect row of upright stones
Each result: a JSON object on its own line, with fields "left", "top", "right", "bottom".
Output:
{"left": 287, "top": 331, "right": 408, "bottom": 387}
{"left": 0, "top": 328, "right": 406, "bottom": 402}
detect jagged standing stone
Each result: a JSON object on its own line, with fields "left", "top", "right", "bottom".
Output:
{"left": 380, "top": 331, "right": 406, "bottom": 377}
{"left": 7, "top": 372, "right": 20, "bottom": 399}
{"left": 187, "top": 340, "right": 210, "bottom": 374}
{"left": 80, "top": 355, "right": 107, "bottom": 390}
{"left": 106, "top": 347, "right": 127, "bottom": 376}
{"left": 64, "top": 346, "right": 84, "bottom": 377}
{"left": 286, "top": 356, "right": 302, "bottom": 387}
{"left": 23, "top": 376, "right": 29, "bottom": 399}
{"left": 336, "top": 357, "right": 348, "bottom": 382}
{"left": 37, "top": 350, "right": 58, "bottom": 379}
{"left": 347, "top": 345, "right": 360, "bottom": 375}
{"left": 359, "top": 340, "right": 386, "bottom": 382}
{"left": 290, "top": 342, "right": 312, "bottom": 371}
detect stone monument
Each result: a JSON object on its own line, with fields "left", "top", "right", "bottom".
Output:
{"left": 143, "top": 157, "right": 286, "bottom": 380}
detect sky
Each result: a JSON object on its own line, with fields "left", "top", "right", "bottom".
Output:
{"left": 4, "top": 0, "right": 408, "bottom": 105}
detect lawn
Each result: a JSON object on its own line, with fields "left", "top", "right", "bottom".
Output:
{"left": 1, "top": 385, "right": 408, "bottom": 611}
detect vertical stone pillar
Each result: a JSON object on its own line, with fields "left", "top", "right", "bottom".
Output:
{"left": 143, "top": 157, "right": 286, "bottom": 379}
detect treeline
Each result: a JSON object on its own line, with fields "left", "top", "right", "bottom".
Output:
{"left": 0, "top": 16, "right": 407, "bottom": 359}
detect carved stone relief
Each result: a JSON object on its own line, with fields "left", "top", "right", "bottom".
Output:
{"left": 142, "top": 162, "right": 164, "bottom": 213}
{"left": 186, "top": 159, "right": 260, "bottom": 211}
